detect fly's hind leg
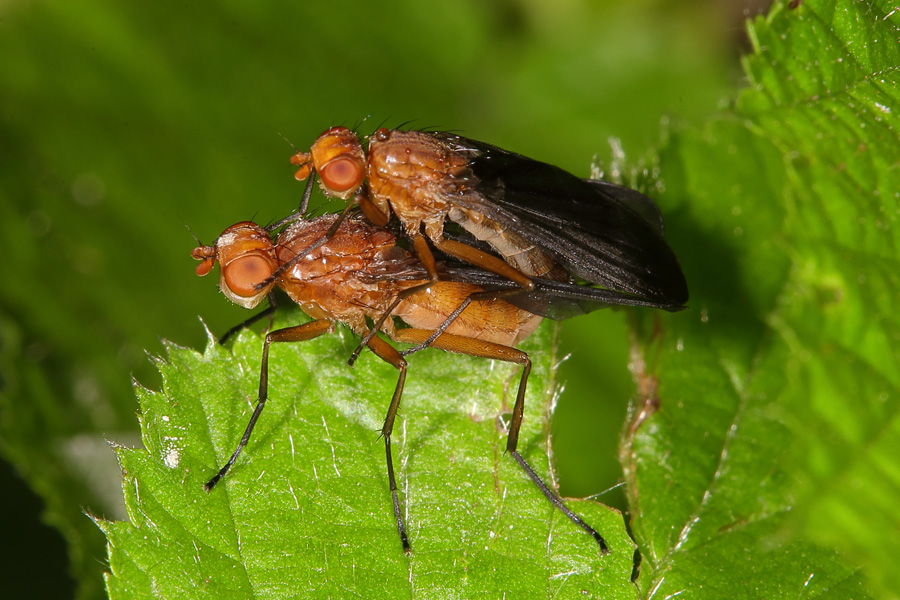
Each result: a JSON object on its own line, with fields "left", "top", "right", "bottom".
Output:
{"left": 364, "top": 334, "right": 412, "bottom": 553}
{"left": 393, "top": 328, "right": 609, "bottom": 553}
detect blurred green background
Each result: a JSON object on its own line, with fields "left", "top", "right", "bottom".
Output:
{"left": 0, "top": 0, "right": 750, "bottom": 597}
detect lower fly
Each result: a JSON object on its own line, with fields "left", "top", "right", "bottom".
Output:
{"left": 192, "top": 213, "right": 610, "bottom": 553}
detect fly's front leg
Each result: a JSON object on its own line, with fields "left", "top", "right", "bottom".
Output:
{"left": 204, "top": 319, "right": 332, "bottom": 491}
{"left": 218, "top": 293, "right": 279, "bottom": 345}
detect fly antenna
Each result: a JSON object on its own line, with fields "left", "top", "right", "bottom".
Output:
{"left": 182, "top": 217, "right": 204, "bottom": 246}
{"left": 278, "top": 132, "right": 298, "bottom": 152}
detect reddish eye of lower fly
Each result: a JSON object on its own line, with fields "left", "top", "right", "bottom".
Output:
{"left": 320, "top": 157, "right": 363, "bottom": 193}
{"left": 223, "top": 255, "right": 273, "bottom": 297}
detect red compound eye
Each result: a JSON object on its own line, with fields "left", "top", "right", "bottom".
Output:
{"left": 320, "top": 156, "right": 364, "bottom": 194}
{"left": 222, "top": 254, "right": 273, "bottom": 297}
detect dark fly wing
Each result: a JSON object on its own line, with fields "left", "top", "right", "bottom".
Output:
{"left": 582, "top": 180, "right": 665, "bottom": 236}
{"left": 507, "top": 276, "right": 686, "bottom": 319}
{"left": 440, "top": 266, "right": 686, "bottom": 320}
{"left": 358, "top": 253, "right": 685, "bottom": 320}
{"left": 435, "top": 134, "right": 688, "bottom": 305}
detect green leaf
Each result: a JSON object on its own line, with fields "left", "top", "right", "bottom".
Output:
{"left": 620, "top": 0, "right": 899, "bottom": 597}
{"left": 100, "top": 315, "right": 637, "bottom": 598}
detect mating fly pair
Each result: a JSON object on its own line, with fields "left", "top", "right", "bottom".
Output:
{"left": 193, "top": 126, "right": 689, "bottom": 554}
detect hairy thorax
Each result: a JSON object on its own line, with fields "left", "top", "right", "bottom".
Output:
{"left": 275, "top": 216, "right": 416, "bottom": 336}
{"left": 367, "top": 129, "right": 469, "bottom": 241}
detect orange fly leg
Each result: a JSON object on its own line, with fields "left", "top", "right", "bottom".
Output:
{"left": 204, "top": 318, "right": 333, "bottom": 491}
{"left": 363, "top": 334, "right": 411, "bottom": 553}
{"left": 217, "top": 302, "right": 278, "bottom": 346}
{"left": 397, "top": 285, "right": 544, "bottom": 357}
{"left": 362, "top": 227, "right": 538, "bottom": 358}
{"left": 432, "top": 237, "right": 534, "bottom": 289}
{"left": 346, "top": 232, "right": 442, "bottom": 365}
{"left": 392, "top": 328, "right": 531, "bottom": 448}
{"left": 356, "top": 185, "right": 390, "bottom": 227}
{"left": 392, "top": 328, "right": 608, "bottom": 553}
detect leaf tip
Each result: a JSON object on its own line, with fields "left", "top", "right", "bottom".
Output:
{"left": 198, "top": 316, "right": 218, "bottom": 350}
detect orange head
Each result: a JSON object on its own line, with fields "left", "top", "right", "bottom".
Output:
{"left": 191, "top": 222, "right": 278, "bottom": 309}
{"left": 290, "top": 126, "right": 366, "bottom": 200}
